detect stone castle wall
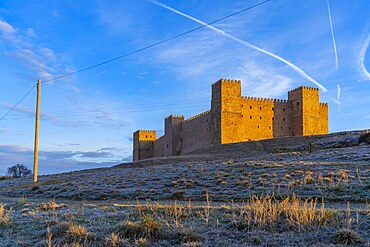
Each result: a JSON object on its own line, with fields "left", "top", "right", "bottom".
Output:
{"left": 133, "top": 79, "right": 328, "bottom": 161}
{"left": 273, "top": 100, "right": 292, "bottom": 137}
{"left": 181, "top": 111, "right": 211, "bottom": 154}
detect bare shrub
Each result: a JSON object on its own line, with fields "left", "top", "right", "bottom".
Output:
{"left": 105, "top": 233, "right": 122, "bottom": 247}
{"left": 116, "top": 215, "right": 164, "bottom": 240}
{"left": 171, "top": 190, "right": 185, "bottom": 200}
{"left": 17, "top": 196, "right": 28, "bottom": 205}
{"left": 318, "top": 209, "right": 340, "bottom": 226}
{"left": 331, "top": 229, "right": 364, "bottom": 245}
{"left": 303, "top": 174, "right": 315, "bottom": 184}
{"left": 46, "top": 225, "right": 53, "bottom": 247}
{"left": 67, "top": 224, "right": 89, "bottom": 239}
{"left": 179, "top": 227, "right": 203, "bottom": 243}
{"left": 136, "top": 237, "right": 149, "bottom": 246}
{"left": 52, "top": 221, "right": 70, "bottom": 237}
{"left": 39, "top": 200, "right": 66, "bottom": 211}
{"left": 358, "top": 129, "right": 370, "bottom": 144}
{"left": 197, "top": 191, "right": 212, "bottom": 224}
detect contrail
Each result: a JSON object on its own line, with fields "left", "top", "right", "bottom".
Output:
{"left": 149, "top": 0, "right": 328, "bottom": 92}
{"left": 359, "top": 25, "right": 370, "bottom": 80}
{"left": 327, "top": 0, "right": 338, "bottom": 70}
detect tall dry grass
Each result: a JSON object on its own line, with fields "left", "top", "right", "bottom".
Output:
{"left": 0, "top": 203, "right": 11, "bottom": 226}
{"left": 128, "top": 194, "right": 338, "bottom": 233}
{"left": 231, "top": 194, "right": 334, "bottom": 231}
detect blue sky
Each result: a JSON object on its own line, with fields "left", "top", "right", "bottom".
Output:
{"left": 0, "top": 0, "right": 369, "bottom": 175}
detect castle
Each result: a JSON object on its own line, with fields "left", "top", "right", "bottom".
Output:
{"left": 133, "top": 79, "right": 328, "bottom": 161}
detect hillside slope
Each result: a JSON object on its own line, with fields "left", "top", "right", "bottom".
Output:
{"left": 0, "top": 130, "right": 368, "bottom": 202}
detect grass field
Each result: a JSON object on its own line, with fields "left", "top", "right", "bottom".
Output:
{"left": 0, "top": 131, "right": 369, "bottom": 246}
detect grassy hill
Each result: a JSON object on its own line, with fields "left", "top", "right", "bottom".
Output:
{"left": 0, "top": 130, "right": 368, "bottom": 202}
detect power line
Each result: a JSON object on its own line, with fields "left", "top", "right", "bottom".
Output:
{"left": 41, "top": 0, "right": 272, "bottom": 85}
{"left": 0, "top": 83, "right": 37, "bottom": 121}
{"left": 0, "top": 0, "right": 271, "bottom": 121}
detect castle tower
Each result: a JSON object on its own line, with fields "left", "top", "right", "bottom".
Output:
{"left": 133, "top": 130, "right": 156, "bottom": 161}
{"left": 211, "top": 79, "right": 243, "bottom": 144}
{"left": 288, "top": 86, "right": 328, "bottom": 136}
{"left": 163, "top": 114, "right": 184, "bottom": 156}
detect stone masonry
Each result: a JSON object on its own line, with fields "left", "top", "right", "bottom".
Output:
{"left": 133, "top": 79, "right": 328, "bottom": 161}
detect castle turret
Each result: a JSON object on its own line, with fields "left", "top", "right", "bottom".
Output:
{"left": 211, "top": 79, "right": 243, "bottom": 144}
{"left": 288, "top": 86, "right": 328, "bottom": 136}
{"left": 163, "top": 114, "right": 184, "bottom": 156}
{"left": 133, "top": 130, "right": 156, "bottom": 161}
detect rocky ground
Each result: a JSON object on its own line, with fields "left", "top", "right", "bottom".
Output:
{"left": 0, "top": 130, "right": 369, "bottom": 246}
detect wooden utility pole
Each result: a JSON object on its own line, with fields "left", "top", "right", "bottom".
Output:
{"left": 33, "top": 79, "right": 41, "bottom": 187}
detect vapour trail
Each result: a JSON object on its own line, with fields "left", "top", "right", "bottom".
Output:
{"left": 359, "top": 25, "right": 370, "bottom": 80}
{"left": 327, "top": 0, "right": 338, "bottom": 70}
{"left": 149, "top": 0, "right": 328, "bottom": 92}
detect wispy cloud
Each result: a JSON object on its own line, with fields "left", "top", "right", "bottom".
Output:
{"left": 0, "top": 127, "right": 9, "bottom": 133}
{"left": 0, "top": 19, "right": 16, "bottom": 36}
{"left": 149, "top": 0, "right": 328, "bottom": 92}
{"left": 96, "top": 4, "right": 132, "bottom": 35}
{"left": 153, "top": 25, "right": 294, "bottom": 99}
{"left": 39, "top": 47, "right": 56, "bottom": 61}
{"left": 235, "top": 61, "right": 293, "bottom": 98}
{"left": 5, "top": 48, "right": 56, "bottom": 81}
{"left": 155, "top": 33, "right": 225, "bottom": 78}
{"left": 327, "top": 0, "right": 338, "bottom": 70}
{"left": 0, "top": 100, "right": 128, "bottom": 129}
{"left": 0, "top": 101, "right": 54, "bottom": 120}
{"left": 0, "top": 18, "right": 71, "bottom": 83}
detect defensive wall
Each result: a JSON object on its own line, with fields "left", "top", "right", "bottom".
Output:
{"left": 133, "top": 79, "right": 328, "bottom": 161}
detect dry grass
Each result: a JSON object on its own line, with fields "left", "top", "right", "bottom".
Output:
{"left": 116, "top": 216, "right": 164, "bottom": 240}
{"left": 0, "top": 194, "right": 368, "bottom": 246}
{"left": 39, "top": 200, "right": 66, "bottom": 211}
{"left": 67, "top": 224, "right": 89, "bottom": 239}
{"left": 231, "top": 194, "right": 333, "bottom": 232}
{"left": 105, "top": 233, "right": 121, "bottom": 247}
{"left": 0, "top": 203, "right": 11, "bottom": 227}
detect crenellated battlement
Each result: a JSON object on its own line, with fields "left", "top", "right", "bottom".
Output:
{"left": 241, "top": 96, "right": 275, "bottom": 102}
{"left": 240, "top": 97, "right": 289, "bottom": 103}
{"left": 320, "top": 102, "right": 328, "bottom": 106}
{"left": 136, "top": 129, "right": 156, "bottom": 133}
{"left": 274, "top": 99, "right": 288, "bottom": 103}
{"left": 165, "top": 114, "right": 184, "bottom": 119}
{"left": 212, "top": 78, "right": 241, "bottom": 86}
{"left": 288, "top": 86, "right": 319, "bottom": 95}
{"left": 302, "top": 86, "right": 319, "bottom": 91}
{"left": 185, "top": 110, "right": 210, "bottom": 122}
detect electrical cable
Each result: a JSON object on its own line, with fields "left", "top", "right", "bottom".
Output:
{"left": 0, "top": 84, "right": 37, "bottom": 121}
{"left": 0, "top": 0, "right": 271, "bottom": 121}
